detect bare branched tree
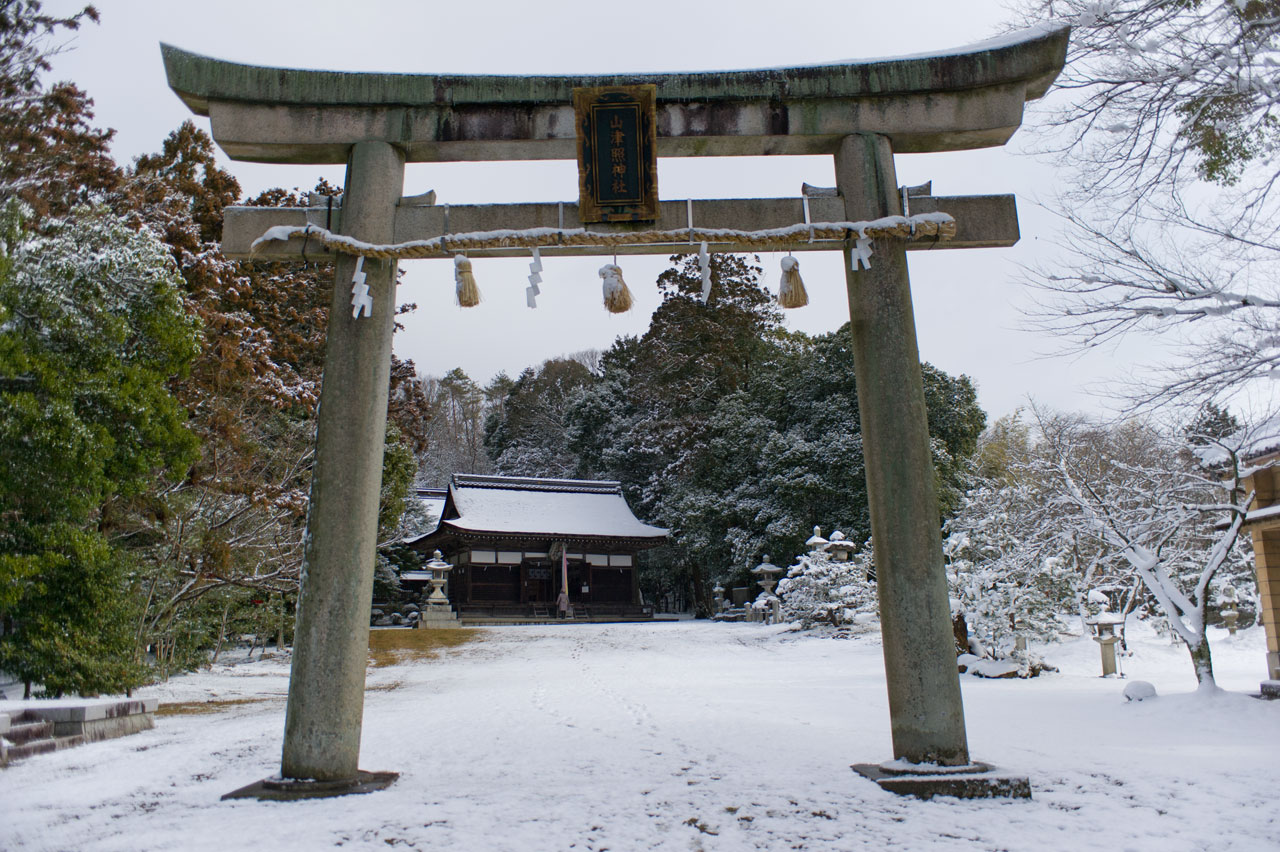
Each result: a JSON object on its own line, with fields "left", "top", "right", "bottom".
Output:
{"left": 1016, "top": 1, "right": 1280, "bottom": 409}
{"left": 1030, "top": 405, "right": 1256, "bottom": 688}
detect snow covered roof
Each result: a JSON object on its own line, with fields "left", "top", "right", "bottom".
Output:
{"left": 417, "top": 474, "right": 668, "bottom": 544}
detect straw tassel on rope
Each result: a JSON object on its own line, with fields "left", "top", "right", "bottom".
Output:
{"left": 454, "top": 254, "right": 481, "bottom": 307}
{"left": 600, "top": 263, "right": 633, "bottom": 314}
{"left": 777, "top": 255, "right": 808, "bottom": 309}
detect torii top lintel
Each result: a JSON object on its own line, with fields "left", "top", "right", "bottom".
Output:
{"left": 161, "top": 24, "right": 1068, "bottom": 166}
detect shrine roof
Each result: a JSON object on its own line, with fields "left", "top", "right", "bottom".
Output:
{"left": 416, "top": 474, "right": 668, "bottom": 544}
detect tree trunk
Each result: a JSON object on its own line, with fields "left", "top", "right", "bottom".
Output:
{"left": 211, "top": 601, "right": 230, "bottom": 664}
{"left": 1186, "top": 632, "right": 1216, "bottom": 689}
{"left": 952, "top": 610, "right": 970, "bottom": 656}
{"left": 688, "top": 563, "right": 711, "bottom": 619}
{"left": 277, "top": 594, "right": 286, "bottom": 651}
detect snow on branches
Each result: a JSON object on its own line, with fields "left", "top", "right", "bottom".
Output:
{"left": 777, "top": 535, "right": 878, "bottom": 630}
{"left": 1030, "top": 408, "right": 1258, "bottom": 688}
{"left": 1017, "top": 0, "right": 1280, "bottom": 409}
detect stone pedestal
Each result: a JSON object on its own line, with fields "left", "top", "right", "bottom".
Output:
{"left": 852, "top": 762, "right": 1031, "bottom": 801}
{"left": 223, "top": 771, "right": 398, "bottom": 802}
{"left": 418, "top": 607, "right": 460, "bottom": 628}
{"left": 1096, "top": 635, "right": 1121, "bottom": 677}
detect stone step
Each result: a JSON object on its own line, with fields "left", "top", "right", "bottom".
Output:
{"left": 4, "top": 733, "right": 85, "bottom": 762}
{"left": 4, "top": 717, "right": 54, "bottom": 745}
{"left": 1, "top": 698, "right": 157, "bottom": 767}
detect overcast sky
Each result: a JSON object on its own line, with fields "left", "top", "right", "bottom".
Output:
{"left": 41, "top": 0, "right": 1161, "bottom": 420}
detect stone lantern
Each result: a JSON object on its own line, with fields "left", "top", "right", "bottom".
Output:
{"left": 753, "top": 555, "right": 782, "bottom": 596}
{"left": 1220, "top": 584, "right": 1240, "bottom": 635}
{"left": 712, "top": 583, "right": 726, "bottom": 612}
{"left": 752, "top": 556, "right": 783, "bottom": 624}
{"left": 1084, "top": 611, "right": 1126, "bottom": 677}
{"left": 825, "top": 530, "right": 857, "bottom": 562}
{"left": 805, "top": 526, "right": 829, "bottom": 556}
{"left": 417, "top": 550, "right": 459, "bottom": 628}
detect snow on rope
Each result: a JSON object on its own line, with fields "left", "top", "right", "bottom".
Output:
{"left": 249, "top": 213, "right": 957, "bottom": 260}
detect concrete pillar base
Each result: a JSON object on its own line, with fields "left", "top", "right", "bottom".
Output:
{"left": 852, "top": 762, "right": 1031, "bottom": 801}
{"left": 1260, "top": 680, "right": 1280, "bottom": 699}
{"left": 222, "top": 770, "right": 398, "bottom": 801}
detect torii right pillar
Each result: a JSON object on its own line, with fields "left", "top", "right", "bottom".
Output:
{"left": 839, "top": 134, "right": 1030, "bottom": 798}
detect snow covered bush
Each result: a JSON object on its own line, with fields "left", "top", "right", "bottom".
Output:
{"left": 777, "top": 537, "right": 877, "bottom": 630}
{"left": 945, "top": 481, "right": 1076, "bottom": 658}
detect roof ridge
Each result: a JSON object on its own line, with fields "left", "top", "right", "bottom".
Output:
{"left": 451, "top": 473, "right": 622, "bottom": 494}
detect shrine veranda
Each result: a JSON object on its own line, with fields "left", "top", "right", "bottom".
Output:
{"left": 162, "top": 24, "right": 1071, "bottom": 798}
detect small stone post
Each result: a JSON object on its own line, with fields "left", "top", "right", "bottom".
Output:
{"left": 835, "top": 134, "right": 970, "bottom": 767}
{"left": 234, "top": 141, "right": 405, "bottom": 797}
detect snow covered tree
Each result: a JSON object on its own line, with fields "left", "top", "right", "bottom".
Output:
{"left": 0, "top": 202, "right": 199, "bottom": 694}
{"left": 484, "top": 356, "right": 597, "bottom": 478}
{"left": 945, "top": 478, "right": 1077, "bottom": 657}
{"left": 1033, "top": 409, "right": 1256, "bottom": 688}
{"left": 417, "top": 367, "right": 492, "bottom": 485}
{"left": 777, "top": 535, "right": 878, "bottom": 630}
{"left": 111, "top": 123, "right": 421, "bottom": 668}
{"left": 1015, "top": 0, "right": 1280, "bottom": 409}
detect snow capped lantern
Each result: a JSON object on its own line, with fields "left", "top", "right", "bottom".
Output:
{"left": 752, "top": 556, "right": 783, "bottom": 624}
{"left": 424, "top": 549, "right": 454, "bottom": 608}
{"left": 1219, "top": 584, "right": 1240, "bottom": 635}
{"left": 825, "top": 530, "right": 857, "bottom": 562}
{"left": 753, "top": 555, "right": 782, "bottom": 596}
{"left": 805, "top": 525, "right": 829, "bottom": 556}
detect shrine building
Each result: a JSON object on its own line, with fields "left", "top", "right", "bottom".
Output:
{"left": 407, "top": 474, "right": 668, "bottom": 619}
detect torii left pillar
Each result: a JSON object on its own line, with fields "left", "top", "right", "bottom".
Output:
{"left": 225, "top": 140, "right": 404, "bottom": 800}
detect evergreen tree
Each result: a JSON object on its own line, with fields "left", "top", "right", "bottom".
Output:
{"left": 562, "top": 253, "right": 986, "bottom": 614}
{"left": 0, "top": 203, "right": 199, "bottom": 694}
{"left": 485, "top": 356, "right": 596, "bottom": 478}
{"left": 777, "top": 539, "right": 878, "bottom": 630}
{"left": 0, "top": 2, "right": 119, "bottom": 220}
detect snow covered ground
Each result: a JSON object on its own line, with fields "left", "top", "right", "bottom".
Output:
{"left": 2, "top": 620, "right": 1276, "bottom": 851}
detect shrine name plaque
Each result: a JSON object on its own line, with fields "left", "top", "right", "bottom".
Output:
{"left": 574, "top": 85, "right": 658, "bottom": 223}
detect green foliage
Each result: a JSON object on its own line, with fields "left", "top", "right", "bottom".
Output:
{"left": 0, "top": 524, "right": 147, "bottom": 695}
{"left": 1184, "top": 401, "right": 1241, "bottom": 445}
{"left": 556, "top": 253, "right": 986, "bottom": 614}
{"left": 1177, "top": 93, "right": 1280, "bottom": 186}
{"left": 485, "top": 357, "right": 596, "bottom": 477}
{"left": 0, "top": 203, "right": 198, "bottom": 694}
{"left": 379, "top": 421, "right": 416, "bottom": 538}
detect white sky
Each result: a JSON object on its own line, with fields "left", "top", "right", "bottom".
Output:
{"left": 42, "top": 0, "right": 1161, "bottom": 420}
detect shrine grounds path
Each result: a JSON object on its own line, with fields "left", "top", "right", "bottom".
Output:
{"left": 2, "top": 620, "right": 1276, "bottom": 851}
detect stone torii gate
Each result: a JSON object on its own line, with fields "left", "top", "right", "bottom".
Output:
{"left": 162, "top": 23, "right": 1068, "bottom": 800}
